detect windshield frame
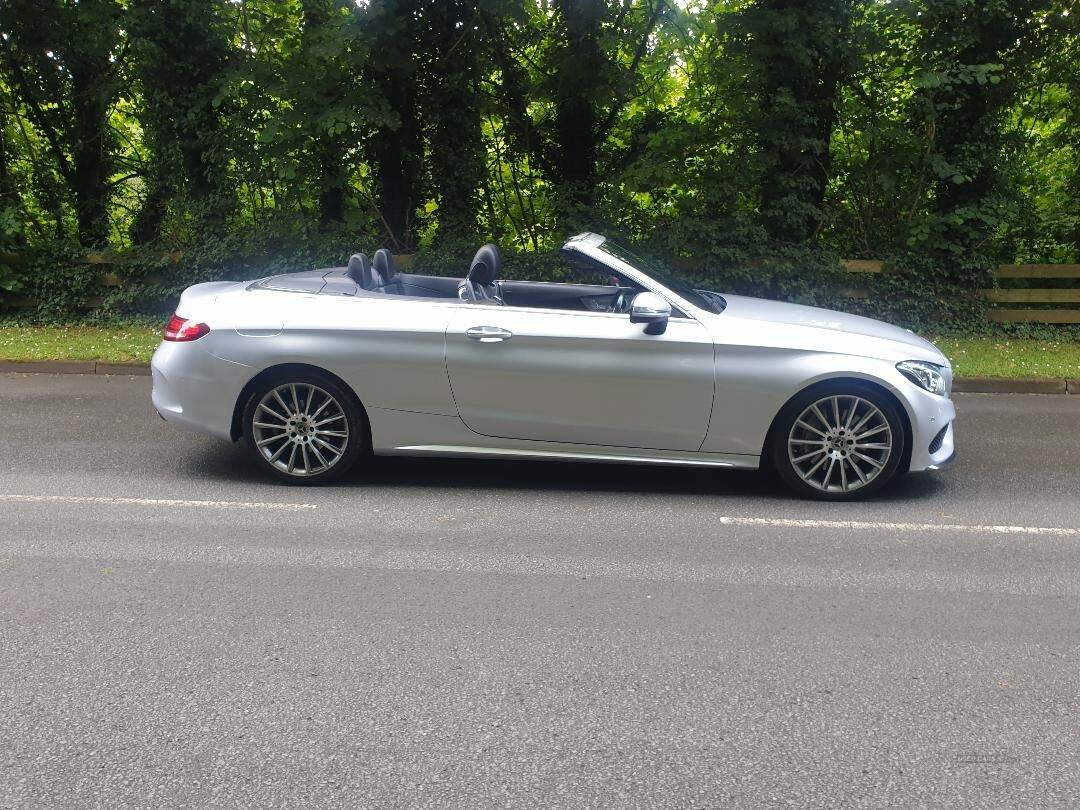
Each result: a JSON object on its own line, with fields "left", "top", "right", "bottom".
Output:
{"left": 564, "top": 234, "right": 723, "bottom": 315}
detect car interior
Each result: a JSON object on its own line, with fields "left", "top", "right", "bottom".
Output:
{"left": 255, "top": 243, "right": 648, "bottom": 315}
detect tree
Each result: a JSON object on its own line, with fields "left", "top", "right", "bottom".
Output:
{"left": 485, "top": 0, "right": 673, "bottom": 229}
{"left": 128, "top": 0, "right": 235, "bottom": 242}
{"left": 911, "top": 0, "right": 1038, "bottom": 272}
{"left": 0, "top": 0, "right": 122, "bottom": 245}
{"left": 737, "top": 0, "right": 855, "bottom": 244}
{"left": 422, "top": 0, "right": 487, "bottom": 244}
{"left": 363, "top": 0, "right": 425, "bottom": 251}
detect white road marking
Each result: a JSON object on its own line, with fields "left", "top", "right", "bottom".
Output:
{"left": 1, "top": 494, "right": 1075, "bottom": 536}
{"left": 0, "top": 494, "right": 316, "bottom": 511}
{"left": 714, "top": 515, "right": 1080, "bottom": 537}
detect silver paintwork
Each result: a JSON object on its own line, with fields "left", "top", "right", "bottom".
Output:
{"left": 151, "top": 232, "right": 956, "bottom": 478}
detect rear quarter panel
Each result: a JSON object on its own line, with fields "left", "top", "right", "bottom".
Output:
{"left": 213, "top": 290, "right": 459, "bottom": 417}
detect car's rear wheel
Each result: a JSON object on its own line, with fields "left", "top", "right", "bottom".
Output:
{"left": 242, "top": 371, "right": 364, "bottom": 484}
{"left": 770, "top": 383, "right": 905, "bottom": 500}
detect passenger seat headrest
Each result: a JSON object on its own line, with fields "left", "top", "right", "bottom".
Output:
{"left": 346, "top": 253, "right": 372, "bottom": 288}
{"left": 372, "top": 249, "right": 396, "bottom": 283}
{"left": 468, "top": 244, "right": 501, "bottom": 287}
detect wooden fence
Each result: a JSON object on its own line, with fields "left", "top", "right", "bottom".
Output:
{"left": 3, "top": 251, "right": 1080, "bottom": 323}
{"left": 841, "top": 260, "right": 1080, "bottom": 323}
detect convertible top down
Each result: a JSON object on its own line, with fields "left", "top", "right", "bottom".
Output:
{"left": 152, "top": 233, "right": 955, "bottom": 499}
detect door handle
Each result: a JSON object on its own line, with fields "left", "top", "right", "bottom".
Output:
{"left": 465, "top": 326, "right": 513, "bottom": 342}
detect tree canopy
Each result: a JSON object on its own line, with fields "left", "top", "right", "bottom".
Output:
{"left": 0, "top": 0, "right": 1077, "bottom": 300}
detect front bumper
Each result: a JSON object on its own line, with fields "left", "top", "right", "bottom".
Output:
{"left": 903, "top": 384, "right": 956, "bottom": 473}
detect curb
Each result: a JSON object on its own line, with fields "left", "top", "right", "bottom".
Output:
{"left": 952, "top": 377, "right": 1068, "bottom": 395}
{"left": 0, "top": 361, "right": 1075, "bottom": 393}
{"left": 0, "top": 361, "right": 151, "bottom": 377}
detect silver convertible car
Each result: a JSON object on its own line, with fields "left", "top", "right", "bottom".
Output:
{"left": 152, "top": 232, "right": 955, "bottom": 500}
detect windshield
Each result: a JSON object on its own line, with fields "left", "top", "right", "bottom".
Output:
{"left": 594, "top": 239, "right": 722, "bottom": 314}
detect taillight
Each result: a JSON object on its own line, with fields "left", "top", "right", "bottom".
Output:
{"left": 164, "top": 313, "right": 210, "bottom": 342}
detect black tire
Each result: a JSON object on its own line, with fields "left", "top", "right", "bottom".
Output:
{"left": 242, "top": 370, "right": 365, "bottom": 484}
{"left": 769, "top": 381, "right": 906, "bottom": 501}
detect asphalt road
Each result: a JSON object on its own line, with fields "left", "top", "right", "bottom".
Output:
{"left": 2, "top": 372, "right": 1080, "bottom": 809}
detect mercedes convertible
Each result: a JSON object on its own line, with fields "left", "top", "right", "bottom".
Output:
{"left": 151, "top": 232, "right": 955, "bottom": 499}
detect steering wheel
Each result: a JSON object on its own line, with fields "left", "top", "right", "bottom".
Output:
{"left": 610, "top": 290, "right": 630, "bottom": 314}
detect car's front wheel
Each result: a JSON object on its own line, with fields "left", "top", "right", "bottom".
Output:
{"left": 770, "top": 383, "right": 906, "bottom": 500}
{"left": 242, "top": 371, "right": 364, "bottom": 484}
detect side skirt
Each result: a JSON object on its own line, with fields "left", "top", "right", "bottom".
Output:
{"left": 379, "top": 443, "right": 759, "bottom": 470}
{"left": 366, "top": 406, "right": 761, "bottom": 470}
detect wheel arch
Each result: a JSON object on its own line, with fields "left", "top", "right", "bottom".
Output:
{"left": 761, "top": 376, "right": 913, "bottom": 473}
{"left": 230, "top": 363, "right": 372, "bottom": 451}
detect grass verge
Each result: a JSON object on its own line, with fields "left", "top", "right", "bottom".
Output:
{"left": 930, "top": 337, "right": 1080, "bottom": 380}
{"left": 0, "top": 326, "right": 1077, "bottom": 379}
{"left": 0, "top": 324, "right": 161, "bottom": 364}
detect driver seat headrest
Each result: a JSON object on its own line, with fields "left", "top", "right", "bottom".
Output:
{"left": 372, "top": 249, "right": 396, "bottom": 285}
{"left": 467, "top": 244, "right": 501, "bottom": 287}
{"left": 346, "top": 253, "right": 372, "bottom": 288}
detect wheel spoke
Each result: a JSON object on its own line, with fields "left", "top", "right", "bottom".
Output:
{"left": 854, "top": 442, "right": 890, "bottom": 451}
{"left": 309, "top": 396, "right": 333, "bottom": 421}
{"left": 300, "top": 444, "right": 311, "bottom": 473}
{"left": 253, "top": 421, "right": 286, "bottom": 431}
{"left": 313, "top": 436, "right": 343, "bottom": 458}
{"left": 852, "top": 450, "right": 884, "bottom": 469}
{"left": 856, "top": 424, "right": 888, "bottom": 441}
{"left": 285, "top": 443, "right": 298, "bottom": 473}
{"left": 257, "top": 433, "right": 288, "bottom": 448}
{"left": 831, "top": 397, "right": 841, "bottom": 430}
{"left": 810, "top": 404, "right": 830, "bottom": 431}
{"left": 303, "top": 385, "right": 315, "bottom": 416}
{"left": 317, "top": 429, "right": 348, "bottom": 438}
{"left": 309, "top": 442, "right": 330, "bottom": 469}
{"left": 789, "top": 438, "right": 826, "bottom": 446}
{"left": 801, "top": 454, "right": 828, "bottom": 480}
{"left": 844, "top": 397, "right": 859, "bottom": 429}
{"left": 850, "top": 408, "right": 875, "bottom": 434}
{"left": 795, "top": 419, "right": 826, "bottom": 437}
{"left": 850, "top": 458, "right": 869, "bottom": 485}
{"left": 290, "top": 384, "right": 301, "bottom": 414}
{"left": 839, "top": 458, "right": 849, "bottom": 490}
{"left": 792, "top": 448, "right": 825, "bottom": 463}
{"left": 258, "top": 402, "right": 287, "bottom": 422}
{"left": 314, "top": 414, "right": 345, "bottom": 427}
{"left": 272, "top": 389, "right": 292, "bottom": 416}
{"left": 822, "top": 457, "right": 836, "bottom": 488}
{"left": 268, "top": 441, "right": 290, "bottom": 463}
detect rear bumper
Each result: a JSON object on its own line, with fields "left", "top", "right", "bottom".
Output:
{"left": 151, "top": 340, "right": 251, "bottom": 441}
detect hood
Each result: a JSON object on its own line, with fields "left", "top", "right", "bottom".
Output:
{"left": 714, "top": 293, "right": 946, "bottom": 362}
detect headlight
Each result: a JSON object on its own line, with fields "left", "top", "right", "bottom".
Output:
{"left": 896, "top": 360, "right": 946, "bottom": 396}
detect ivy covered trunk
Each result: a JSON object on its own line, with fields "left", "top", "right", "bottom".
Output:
{"left": 552, "top": 0, "right": 606, "bottom": 220}
{"left": 424, "top": 0, "right": 486, "bottom": 245}
{"left": 916, "top": 0, "right": 1036, "bottom": 279}
{"left": 743, "top": 0, "right": 853, "bottom": 245}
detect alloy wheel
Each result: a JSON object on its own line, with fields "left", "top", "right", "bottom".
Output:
{"left": 786, "top": 394, "right": 893, "bottom": 493}
{"left": 251, "top": 383, "right": 349, "bottom": 477}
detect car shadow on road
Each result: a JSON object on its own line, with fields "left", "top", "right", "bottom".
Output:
{"left": 184, "top": 441, "right": 948, "bottom": 503}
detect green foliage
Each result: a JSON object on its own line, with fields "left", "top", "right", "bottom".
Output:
{"left": 0, "top": 0, "right": 1076, "bottom": 330}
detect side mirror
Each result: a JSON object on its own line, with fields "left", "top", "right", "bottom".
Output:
{"left": 629, "top": 292, "right": 671, "bottom": 334}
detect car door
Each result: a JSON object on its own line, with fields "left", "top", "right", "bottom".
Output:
{"left": 444, "top": 302, "right": 715, "bottom": 451}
